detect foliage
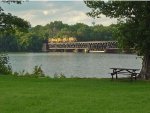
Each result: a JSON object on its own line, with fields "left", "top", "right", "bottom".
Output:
{"left": 0, "top": 34, "right": 19, "bottom": 52}
{"left": 0, "top": 1, "right": 30, "bottom": 34}
{"left": 32, "top": 21, "right": 114, "bottom": 42}
{"left": 85, "top": 1, "right": 150, "bottom": 56}
{"left": 53, "top": 72, "right": 66, "bottom": 78}
{"left": 0, "top": 11, "right": 30, "bottom": 34}
{"left": 0, "top": 54, "right": 12, "bottom": 75}
{"left": 0, "top": 0, "right": 31, "bottom": 52}
{"left": 32, "top": 65, "right": 45, "bottom": 77}
{"left": 13, "top": 65, "right": 45, "bottom": 77}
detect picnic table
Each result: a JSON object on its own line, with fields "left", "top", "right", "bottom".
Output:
{"left": 110, "top": 68, "right": 140, "bottom": 80}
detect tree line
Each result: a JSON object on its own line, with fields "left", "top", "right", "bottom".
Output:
{"left": 0, "top": 20, "right": 117, "bottom": 52}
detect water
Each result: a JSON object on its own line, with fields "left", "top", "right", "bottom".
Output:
{"left": 8, "top": 53, "right": 142, "bottom": 78}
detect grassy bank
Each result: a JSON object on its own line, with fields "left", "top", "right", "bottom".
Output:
{"left": 0, "top": 75, "right": 150, "bottom": 113}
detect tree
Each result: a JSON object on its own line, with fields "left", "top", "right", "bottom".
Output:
{"left": 85, "top": 1, "right": 150, "bottom": 79}
{"left": 0, "top": 0, "right": 31, "bottom": 74}
{"left": 0, "top": 54, "right": 12, "bottom": 75}
{"left": 0, "top": 1, "right": 30, "bottom": 34}
{"left": 56, "top": 28, "right": 73, "bottom": 38}
{"left": 0, "top": 34, "right": 18, "bottom": 52}
{"left": 0, "top": 0, "right": 31, "bottom": 51}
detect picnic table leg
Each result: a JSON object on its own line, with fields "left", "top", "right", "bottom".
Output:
{"left": 131, "top": 74, "right": 133, "bottom": 81}
{"left": 131, "top": 73, "right": 137, "bottom": 81}
{"left": 134, "top": 73, "right": 137, "bottom": 80}
{"left": 135, "top": 75, "right": 137, "bottom": 80}
{"left": 113, "top": 69, "right": 118, "bottom": 79}
{"left": 111, "top": 73, "right": 114, "bottom": 80}
{"left": 116, "top": 73, "right": 118, "bottom": 79}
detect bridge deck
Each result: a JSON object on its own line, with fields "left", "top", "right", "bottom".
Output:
{"left": 49, "top": 48, "right": 88, "bottom": 49}
{"left": 48, "top": 41, "right": 117, "bottom": 44}
{"left": 47, "top": 41, "right": 118, "bottom": 52}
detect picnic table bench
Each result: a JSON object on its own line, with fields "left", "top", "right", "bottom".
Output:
{"left": 110, "top": 68, "right": 140, "bottom": 80}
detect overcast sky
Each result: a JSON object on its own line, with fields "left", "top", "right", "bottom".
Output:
{"left": 1, "top": 1, "right": 117, "bottom": 27}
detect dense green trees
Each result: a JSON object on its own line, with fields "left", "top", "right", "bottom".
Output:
{"left": 85, "top": 1, "right": 150, "bottom": 79}
{"left": 0, "top": 20, "right": 116, "bottom": 52}
{"left": 38, "top": 21, "right": 115, "bottom": 41}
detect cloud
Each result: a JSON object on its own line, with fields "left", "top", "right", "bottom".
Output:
{"left": 43, "top": 10, "right": 48, "bottom": 15}
{"left": 1, "top": 1, "right": 117, "bottom": 27}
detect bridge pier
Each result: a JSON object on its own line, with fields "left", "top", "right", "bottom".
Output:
{"left": 63, "top": 49, "right": 67, "bottom": 52}
{"left": 84, "top": 49, "right": 89, "bottom": 53}
{"left": 73, "top": 49, "right": 78, "bottom": 53}
{"left": 42, "top": 43, "right": 48, "bottom": 52}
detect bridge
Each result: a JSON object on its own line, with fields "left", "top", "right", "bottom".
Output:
{"left": 42, "top": 41, "right": 118, "bottom": 53}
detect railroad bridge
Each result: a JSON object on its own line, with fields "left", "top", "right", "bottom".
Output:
{"left": 43, "top": 41, "right": 118, "bottom": 53}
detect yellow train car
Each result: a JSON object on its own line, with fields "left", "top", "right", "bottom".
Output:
{"left": 57, "top": 38, "right": 63, "bottom": 43}
{"left": 48, "top": 37, "right": 77, "bottom": 43}
{"left": 48, "top": 38, "right": 52, "bottom": 43}
{"left": 62, "top": 37, "right": 69, "bottom": 42}
{"left": 68, "top": 37, "right": 77, "bottom": 42}
{"left": 48, "top": 38, "right": 57, "bottom": 43}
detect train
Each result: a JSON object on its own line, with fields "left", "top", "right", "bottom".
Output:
{"left": 48, "top": 37, "right": 77, "bottom": 43}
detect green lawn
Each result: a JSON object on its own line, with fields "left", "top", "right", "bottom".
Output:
{"left": 0, "top": 75, "right": 150, "bottom": 113}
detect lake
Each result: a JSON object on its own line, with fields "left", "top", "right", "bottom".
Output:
{"left": 8, "top": 53, "right": 142, "bottom": 78}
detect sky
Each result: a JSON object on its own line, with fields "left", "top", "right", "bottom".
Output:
{"left": 1, "top": 1, "right": 117, "bottom": 27}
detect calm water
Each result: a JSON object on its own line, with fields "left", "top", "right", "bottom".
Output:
{"left": 8, "top": 53, "right": 142, "bottom": 78}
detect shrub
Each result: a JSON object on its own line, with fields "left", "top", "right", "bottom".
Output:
{"left": 60, "top": 73, "right": 66, "bottom": 78}
{"left": 0, "top": 54, "right": 12, "bottom": 75}
{"left": 53, "top": 72, "right": 66, "bottom": 78}
{"left": 13, "top": 65, "right": 45, "bottom": 77}
{"left": 32, "top": 65, "right": 45, "bottom": 77}
{"left": 54, "top": 72, "right": 59, "bottom": 78}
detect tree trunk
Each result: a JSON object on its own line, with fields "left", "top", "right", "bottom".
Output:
{"left": 139, "top": 54, "right": 150, "bottom": 79}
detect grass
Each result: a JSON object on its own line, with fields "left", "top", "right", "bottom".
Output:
{"left": 0, "top": 75, "right": 150, "bottom": 113}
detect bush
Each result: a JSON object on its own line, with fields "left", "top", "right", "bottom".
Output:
{"left": 32, "top": 65, "right": 45, "bottom": 77}
{"left": 0, "top": 54, "right": 12, "bottom": 75}
{"left": 53, "top": 72, "right": 66, "bottom": 78}
{"left": 60, "top": 73, "right": 66, "bottom": 78}
{"left": 13, "top": 65, "right": 45, "bottom": 77}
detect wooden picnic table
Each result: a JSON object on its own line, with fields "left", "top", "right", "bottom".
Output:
{"left": 110, "top": 68, "right": 140, "bottom": 80}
